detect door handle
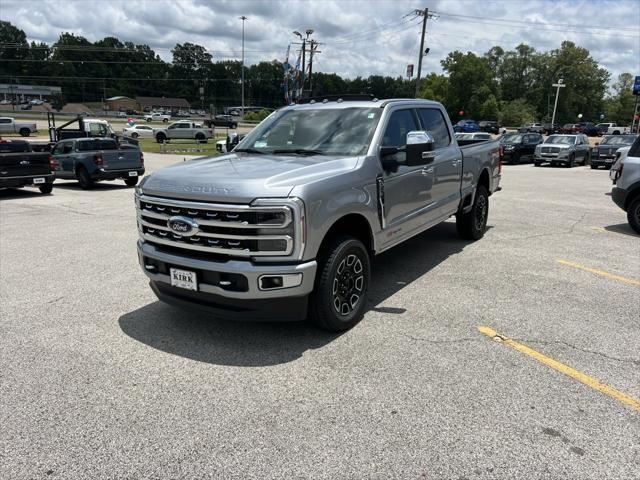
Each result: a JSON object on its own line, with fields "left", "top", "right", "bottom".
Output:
{"left": 452, "top": 159, "right": 462, "bottom": 167}
{"left": 422, "top": 167, "right": 434, "bottom": 175}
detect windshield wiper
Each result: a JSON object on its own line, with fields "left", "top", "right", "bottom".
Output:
{"left": 272, "top": 148, "right": 325, "bottom": 156}
{"left": 233, "top": 148, "right": 265, "bottom": 154}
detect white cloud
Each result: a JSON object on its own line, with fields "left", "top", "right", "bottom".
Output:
{"left": 1, "top": 0, "right": 638, "bottom": 82}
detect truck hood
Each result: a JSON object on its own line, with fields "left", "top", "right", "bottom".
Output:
{"left": 140, "top": 152, "right": 360, "bottom": 203}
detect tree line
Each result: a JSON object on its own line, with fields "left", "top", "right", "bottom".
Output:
{"left": 0, "top": 20, "right": 635, "bottom": 125}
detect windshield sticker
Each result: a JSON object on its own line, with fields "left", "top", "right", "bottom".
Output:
{"left": 254, "top": 141, "right": 267, "bottom": 148}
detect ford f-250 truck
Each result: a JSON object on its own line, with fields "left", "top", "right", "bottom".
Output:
{"left": 135, "top": 97, "right": 501, "bottom": 331}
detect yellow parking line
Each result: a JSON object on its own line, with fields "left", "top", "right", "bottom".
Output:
{"left": 558, "top": 259, "right": 640, "bottom": 287}
{"left": 477, "top": 326, "right": 640, "bottom": 413}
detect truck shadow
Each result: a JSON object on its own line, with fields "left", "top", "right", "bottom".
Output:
{"left": 53, "top": 181, "right": 133, "bottom": 191}
{"left": 604, "top": 223, "right": 638, "bottom": 237}
{"left": 0, "top": 188, "right": 48, "bottom": 199}
{"left": 118, "top": 221, "right": 476, "bottom": 367}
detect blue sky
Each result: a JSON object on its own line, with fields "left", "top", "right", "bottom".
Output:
{"left": 1, "top": 0, "right": 638, "bottom": 83}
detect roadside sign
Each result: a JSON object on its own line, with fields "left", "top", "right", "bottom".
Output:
{"left": 633, "top": 76, "right": 640, "bottom": 95}
{"left": 406, "top": 64, "right": 414, "bottom": 78}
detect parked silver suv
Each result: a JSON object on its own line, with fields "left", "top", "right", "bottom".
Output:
{"left": 611, "top": 137, "right": 640, "bottom": 233}
{"left": 534, "top": 134, "right": 590, "bottom": 167}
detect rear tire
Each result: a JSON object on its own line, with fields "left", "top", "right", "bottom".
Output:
{"left": 125, "top": 177, "right": 139, "bottom": 187}
{"left": 19, "top": 128, "right": 31, "bottom": 137}
{"left": 627, "top": 197, "right": 640, "bottom": 234}
{"left": 196, "top": 133, "right": 206, "bottom": 143}
{"left": 309, "top": 236, "right": 370, "bottom": 332}
{"left": 156, "top": 133, "right": 166, "bottom": 143}
{"left": 511, "top": 153, "right": 520, "bottom": 165}
{"left": 38, "top": 184, "right": 53, "bottom": 194}
{"left": 456, "top": 185, "right": 489, "bottom": 240}
{"left": 534, "top": 162, "right": 541, "bottom": 167}
{"left": 163, "top": 118, "right": 168, "bottom": 123}
{"left": 590, "top": 164, "right": 597, "bottom": 169}
{"left": 76, "top": 166, "right": 93, "bottom": 189}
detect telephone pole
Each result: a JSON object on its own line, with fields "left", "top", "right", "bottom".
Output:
{"left": 414, "top": 8, "right": 434, "bottom": 98}
{"left": 550, "top": 78, "right": 565, "bottom": 127}
{"left": 239, "top": 15, "right": 247, "bottom": 117}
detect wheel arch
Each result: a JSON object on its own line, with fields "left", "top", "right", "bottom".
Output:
{"left": 316, "top": 213, "right": 375, "bottom": 260}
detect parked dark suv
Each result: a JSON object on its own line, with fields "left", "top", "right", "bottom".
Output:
{"left": 500, "top": 132, "right": 544, "bottom": 164}
{"left": 478, "top": 120, "right": 500, "bottom": 134}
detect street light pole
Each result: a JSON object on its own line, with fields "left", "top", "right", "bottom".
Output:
{"left": 551, "top": 78, "right": 565, "bottom": 127}
{"left": 239, "top": 16, "right": 247, "bottom": 118}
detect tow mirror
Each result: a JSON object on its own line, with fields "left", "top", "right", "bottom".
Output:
{"left": 405, "top": 130, "right": 435, "bottom": 166}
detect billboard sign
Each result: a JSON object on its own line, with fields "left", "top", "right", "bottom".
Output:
{"left": 406, "top": 64, "right": 414, "bottom": 78}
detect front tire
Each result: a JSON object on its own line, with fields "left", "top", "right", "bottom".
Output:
{"left": 627, "top": 196, "right": 640, "bottom": 234}
{"left": 567, "top": 154, "right": 575, "bottom": 168}
{"left": 456, "top": 185, "right": 489, "bottom": 240}
{"left": 131, "top": 132, "right": 139, "bottom": 139}
{"left": 38, "top": 184, "right": 53, "bottom": 194}
{"left": 309, "top": 236, "right": 370, "bottom": 332}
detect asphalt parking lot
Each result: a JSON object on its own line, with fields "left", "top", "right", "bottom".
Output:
{"left": 1, "top": 155, "right": 638, "bottom": 479}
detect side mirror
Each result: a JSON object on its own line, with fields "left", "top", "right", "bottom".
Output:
{"left": 405, "top": 130, "right": 435, "bottom": 166}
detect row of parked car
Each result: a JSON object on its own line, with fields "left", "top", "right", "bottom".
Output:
{"left": 0, "top": 136, "right": 144, "bottom": 194}
{"left": 519, "top": 122, "right": 634, "bottom": 137}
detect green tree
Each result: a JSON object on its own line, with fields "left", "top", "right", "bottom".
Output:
{"left": 480, "top": 95, "right": 500, "bottom": 120}
{"left": 418, "top": 73, "right": 449, "bottom": 104}
{"left": 603, "top": 73, "right": 636, "bottom": 125}
{"left": 499, "top": 99, "right": 536, "bottom": 126}
{"left": 441, "top": 51, "right": 496, "bottom": 119}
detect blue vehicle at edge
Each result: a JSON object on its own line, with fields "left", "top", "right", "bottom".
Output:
{"left": 453, "top": 119, "right": 480, "bottom": 133}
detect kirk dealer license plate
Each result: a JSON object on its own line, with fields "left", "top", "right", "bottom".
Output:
{"left": 170, "top": 268, "right": 198, "bottom": 291}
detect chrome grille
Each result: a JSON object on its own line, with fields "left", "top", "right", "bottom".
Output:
{"left": 541, "top": 146, "right": 561, "bottom": 154}
{"left": 136, "top": 194, "right": 295, "bottom": 258}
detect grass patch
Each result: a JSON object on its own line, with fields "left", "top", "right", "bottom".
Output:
{"left": 137, "top": 137, "right": 221, "bottom": 156}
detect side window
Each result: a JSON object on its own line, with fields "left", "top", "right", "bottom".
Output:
{"left": 382, "top": 110, "right": 418, "bottom": 148}
{"left": 52, "top": 143, "right": 64, "bottom": 154}
{"left": 63, "top": 143, "right": 73, "bottom": 154}
{"left": 417, "top": 109, "right": 451, "bottom": 149}
{"left": 0, "top": 118, "right": 11, "bottom": 124}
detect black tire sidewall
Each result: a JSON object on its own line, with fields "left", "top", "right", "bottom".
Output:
{"left": 39, "top": 184, "right": 53, "bottom": 194}
{"left": 628, "top": 197, "right": 640, "bottom": 234}
{"left": 125, "top": 177, "right": 139, "bottom": 187}
{"left": 77, "top": 167, "right": 92, "bottom": 189}
{"left": 310, "top": 237, "right": 370, "bottom": 331}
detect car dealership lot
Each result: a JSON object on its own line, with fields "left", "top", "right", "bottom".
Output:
{"left": 1, "top": 158, "right": 638, "bottom": 479}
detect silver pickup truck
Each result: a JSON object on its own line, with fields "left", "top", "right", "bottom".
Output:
{"left": 135, "top": 97, "right": 501, "bottom": 331}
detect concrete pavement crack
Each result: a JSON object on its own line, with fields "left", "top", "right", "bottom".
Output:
{"left": 507, "top": 212, "right": 588, "bottom": 241}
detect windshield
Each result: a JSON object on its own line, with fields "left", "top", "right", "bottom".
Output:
{"left": 501, "top": 134, "right": 522, "bottom": 143}
{"left": 236, "top": 107, "right": 381, "bottom": 156}
{"left": 544, "top": 135, "right": 575, "bottom": 145}
{"left": 500, "top": 133, "right": 519, "bottom": 143}
{"left": 601, "top": 135, "right": 637, "bottom": 145}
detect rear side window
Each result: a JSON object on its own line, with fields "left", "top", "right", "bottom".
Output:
{"left": 76, "top": 139, "right": 117, "bottom": 151}
{"left": 417, "top": 109, "right": 451, "bottom": 149}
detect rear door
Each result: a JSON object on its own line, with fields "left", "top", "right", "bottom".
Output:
{"left": 417, "top": 107, "right": 462, "bottom": 217}
{"left": 52, "top": 141, "right": 75, "bottom": 177}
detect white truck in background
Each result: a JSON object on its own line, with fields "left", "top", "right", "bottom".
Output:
{"left": 0, "top": 117, "right": 38, "bottom": 137}
{"left": 153, "top": 121, "right": 213, "bottom": 143}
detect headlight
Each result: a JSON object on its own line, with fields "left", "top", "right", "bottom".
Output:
{"left": 558, "top": 150, "right": 569, "bottom": 157}
{"left": 251, "top": 197, "right": 306, "bottom": 261}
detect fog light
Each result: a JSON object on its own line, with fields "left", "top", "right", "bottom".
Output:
{"left": 259, "top": 274, "right": 303, "bottom": 290}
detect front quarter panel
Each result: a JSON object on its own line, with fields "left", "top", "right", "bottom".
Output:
{"left": 290, "top": 155, "right": 381, "bottom": 261}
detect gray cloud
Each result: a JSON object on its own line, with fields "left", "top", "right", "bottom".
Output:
{"left": 1, "top": 0, "right": 638, "bottom": 83}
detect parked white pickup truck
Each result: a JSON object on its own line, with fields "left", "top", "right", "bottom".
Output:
{"left": 153, "top": 121, "right": 213, "bottom": 143}
{"left": 607, "top": 124, "right": 632, "bottom": 135}
{"left": 144, "top": 112, "right": 171, "bottom": 123}
{"left": 0, "top": 117, "right": 38, "bottom": 137}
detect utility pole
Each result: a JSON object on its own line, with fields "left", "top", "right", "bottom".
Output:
{"left": 550, "top": 78, "right": 566, "bottom": 127}
{"left": 308, "top": 40, "right": 321, "bottom": 95}
{"left": 239, "top": 15, "right": 247, "bottom": 118}
{"left": 414, "top": 8, "right": 434, "bottom": 98}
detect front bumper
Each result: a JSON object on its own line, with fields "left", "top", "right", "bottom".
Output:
{"left": 0, "top": 173, "right": 54, "bottom": 188}
{"left": 535, "top": 154, "right": 569, "bottom": 164}
{"left": 611, "top": 187, "right": 627, "bottom": 211}
{"left": 138, "top": 240, "right": 317, "bottom": 320}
